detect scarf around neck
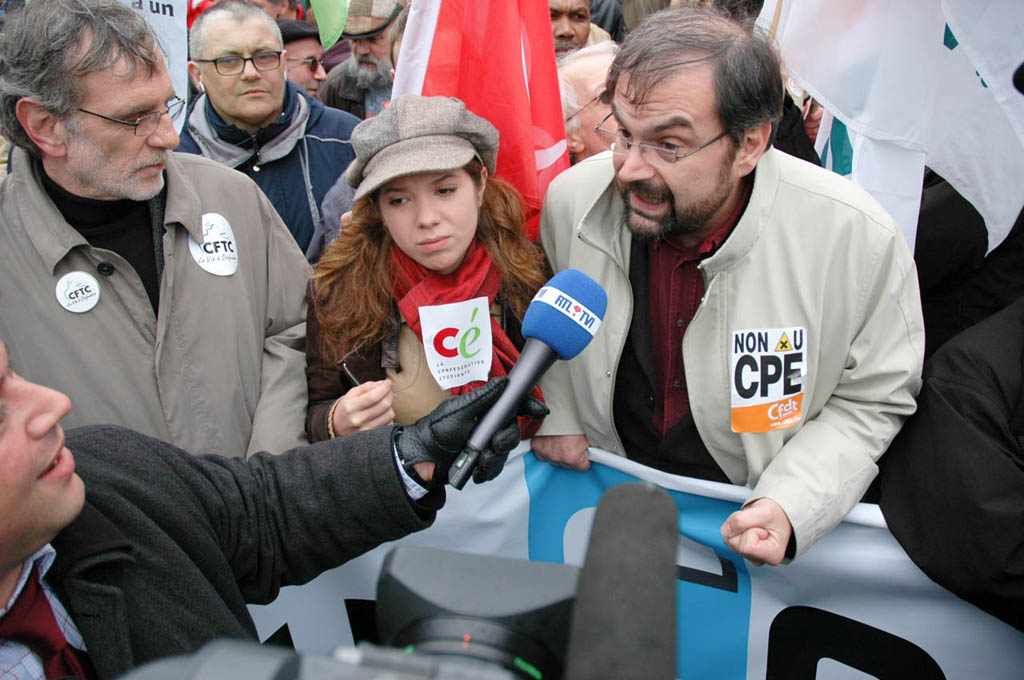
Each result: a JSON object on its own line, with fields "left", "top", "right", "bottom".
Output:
{"left": 389, "top": 238, "right": 544, "bottom": 438}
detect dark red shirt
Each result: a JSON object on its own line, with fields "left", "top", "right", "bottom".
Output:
{"left": 648, "top": 178, "right": 753, "bottom": 435}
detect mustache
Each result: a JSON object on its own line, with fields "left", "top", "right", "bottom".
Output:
{"left": 554, "top": 39, "right": 580, "bottom": 53}
{"left": 619, "top": 179, "right": 673, "bottom": 205}
{"left": 131, "top": 150, "right": 169, "bottom": 174}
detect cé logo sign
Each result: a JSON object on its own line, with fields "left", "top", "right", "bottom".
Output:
{"left": 433, "top": 306, "right": 483, "bottom": 358}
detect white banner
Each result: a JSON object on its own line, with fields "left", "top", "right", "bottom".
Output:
{"left": 121, "top": 0, "right": 188, "bottom": 132}
{"left": 759, "top": 0, "right": 1024, "bottom": 253}
{"left": 250, "top": 446, "right": 1024, "bottom": 678}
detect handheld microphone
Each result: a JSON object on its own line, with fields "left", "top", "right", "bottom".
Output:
{"left": 447, "top": 269, "right": 607, "bottom": 489}
{"left": 565, "top": 483, "right": 678, "bottom": 680}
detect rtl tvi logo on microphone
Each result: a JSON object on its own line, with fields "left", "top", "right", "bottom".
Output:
{"left": 535, "top": 286, "right": 601, "bottom": 335}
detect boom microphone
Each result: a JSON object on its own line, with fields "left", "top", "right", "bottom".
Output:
{"left": 447, "top": 269, "right": 607, "bottom": 489}
{"left": 565, "top": 483, "right": 678, "bottom": 680}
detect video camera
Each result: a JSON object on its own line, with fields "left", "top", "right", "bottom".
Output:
{"left": 121, "top": 484, "right": 678, "bottom": 680}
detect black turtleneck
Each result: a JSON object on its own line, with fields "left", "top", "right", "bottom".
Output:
{"left": 40, "top": 165, "right": 161, "bottom": 313}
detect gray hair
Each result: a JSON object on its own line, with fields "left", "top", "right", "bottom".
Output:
{"left": 608, "top": 4, "right": 782, "bottom": 148}
{"left": 189, "top": 0, "right": 284, "bottom": 61}
{"left": 558, "top": 42, "right": 619, "bottom": 134}
{"left": 559, "top": 71, "right": 581, "bottom": 134}
{"left": 0, "top": 0, "right": 161, "bottom": 156}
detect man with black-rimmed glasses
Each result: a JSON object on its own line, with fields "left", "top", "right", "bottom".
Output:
{"left": 535, "top": 5, "right": 925, "bottom": 566}
{"left": 179, "top": 0, "right": 359, "bottom": 255}
{"left": 0, "top": 0, "right": 312, "bottom": 459}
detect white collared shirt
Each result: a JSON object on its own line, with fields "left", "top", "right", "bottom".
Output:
{"left": 0, "top": 545, "right": 87, "bottom": 680}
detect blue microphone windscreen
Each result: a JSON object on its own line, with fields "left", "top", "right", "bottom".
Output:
{"left": 522, "top": 269, "right": 608, "bottom": 359}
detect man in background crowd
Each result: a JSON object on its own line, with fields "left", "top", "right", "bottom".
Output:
{"left": 179, "top": 0, "right": 359, "bottom": 254}
{"left": 551, "top": 0, "right": 611, "bottom": 57}
{"left": 250, "top": 0, "right": 303, "bottom": 20}
{"left": 278, "top": 18, "right": 329, "bottom": 98}
{"left": 319, "top": 0, "right": 403, "bottom": 119}
{"left": 559, "top": 41, "right": 618, "bottom": 164}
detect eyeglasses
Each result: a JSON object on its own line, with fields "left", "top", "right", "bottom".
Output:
{"left": 594, "top": 111, "right": 728, "bottom": 165}
{"left": 77, "top": 96, "right": 185, "bottom": 137}
{"left": 287, "top": 56, "right": 325, "bottom": 73}
{"left": 194, "top": 50, "right": 283, "bottom": 76}
{"left": 565, "top": 92, "right": 603, "bottom": 123}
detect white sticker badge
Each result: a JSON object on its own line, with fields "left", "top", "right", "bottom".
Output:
{"left": 730, "top": 327, "right": 807, "bottom": 433}
{"left": 189, "top": 213, "right": 239, "bottom": 276}
{"left": 55, "top": 271, "right": 100, "bottom": 313}
{"left": 419, "top": 297, "right": 493, "bottom": 390}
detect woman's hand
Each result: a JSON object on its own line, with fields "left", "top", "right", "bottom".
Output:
{"left": 330, "top": 379, "right": 395, "bottom": 437}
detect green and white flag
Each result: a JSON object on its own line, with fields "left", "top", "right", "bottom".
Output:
{"left": 760, "top": 0, "right": 1024, "bottom": 252}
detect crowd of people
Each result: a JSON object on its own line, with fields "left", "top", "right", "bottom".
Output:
{"left": 0, "top": 0, "right": 1020, "bottom": 676}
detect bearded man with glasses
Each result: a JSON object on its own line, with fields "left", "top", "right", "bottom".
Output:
{"left": 180, "top": 0, "right": 359, "bottom": 257}
{"left": 0, "top": 0, "right": 312, "bottom": 459}
{"left": 534, "top": 5, "right": 925, "bottom": 566}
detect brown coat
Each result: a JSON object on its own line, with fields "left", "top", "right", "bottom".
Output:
{"left": 305, "top": 288, "right": 525, "bottom": 442}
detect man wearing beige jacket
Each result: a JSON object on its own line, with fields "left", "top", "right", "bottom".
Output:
{"left": 535, "top": 6, "right": 924, "bottom": 565}
{"left": 0, "top": 0, "right": 309, "bottom": 458}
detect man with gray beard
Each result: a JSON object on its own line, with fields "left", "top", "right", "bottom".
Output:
{"left": 0, "top": 0, "right": 311, "bottom": 459}
{"left": 319, "top": 0, "right": 403, "bottom": 119}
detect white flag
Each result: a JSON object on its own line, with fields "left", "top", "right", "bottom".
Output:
{"left": 760, "top": 0, "right": 1024, "bottom": 252}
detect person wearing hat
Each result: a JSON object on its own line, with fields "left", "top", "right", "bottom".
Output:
{"left": 305, "top": 95, "right": 551, "bottom": 447}
{"left": 277, "top": 18, "right": 329, "bottom": 98}
{"left": 179, "top": 0, "right": 360, "bottom": 256}
{"left": 318, "top": 0, "right": 403, "bottom": 119}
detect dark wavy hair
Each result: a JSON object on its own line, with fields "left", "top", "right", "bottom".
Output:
{"left": 606, "top": 3, "right": 783, "bottom": 148}
{"left": 312, "top": 161, "right": 549, "bottom": 362}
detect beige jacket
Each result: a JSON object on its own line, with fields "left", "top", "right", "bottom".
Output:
{"left": 536, "top": 149, "right": 925, "bottom": 556}
{"left": 0, "top": 149, "right": 310, "bottom": 457}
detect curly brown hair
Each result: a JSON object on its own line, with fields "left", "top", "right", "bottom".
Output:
{"left": 312, "top": 161, "right": 550, "bottom": 363}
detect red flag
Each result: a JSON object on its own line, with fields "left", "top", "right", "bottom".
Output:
{"left": 392, "top": 0, "right": 570, "bottom": 240}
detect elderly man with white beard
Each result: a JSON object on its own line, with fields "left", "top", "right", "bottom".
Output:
{"left": 319, "top": 0, "right": 403, "bottom": 119}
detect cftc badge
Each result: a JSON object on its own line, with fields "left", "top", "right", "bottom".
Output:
{"left": 55, "top": 271, "right": 100, "bottom": 313}
{"left": 189, "top": 213, "right": 239, "bottom": 276}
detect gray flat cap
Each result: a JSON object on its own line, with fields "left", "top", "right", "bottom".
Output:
{"left": 347, "top": 95, "right": 500, "bottom": 201}
{"left": 342, "top": 0, "right": 403, "bottom": 39}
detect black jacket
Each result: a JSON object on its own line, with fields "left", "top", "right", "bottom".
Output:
{"left": 878, "top": 297, "right": 1024, "bottom": 632}
{"left": 51, "top": 425, "right": 439, "bottom": 678}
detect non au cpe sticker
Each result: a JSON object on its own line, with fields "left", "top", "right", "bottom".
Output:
{"left": 189, "top": 213, "right": 239, "bottom": 276}
{"left": 730, "top": 326, "right": 807, "bottom": 433}
{"left": 55, "top": 271, "right": 100, "bottom": 313}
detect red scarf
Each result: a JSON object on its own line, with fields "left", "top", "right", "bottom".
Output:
{"left": 389, "top": 239, "right": 544, "bottom": 438}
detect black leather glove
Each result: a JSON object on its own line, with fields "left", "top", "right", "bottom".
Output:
{"left": 472, "top": 393, "right": 548, "bottom": 484}
{"left": 396, "top": 377, "right": 548, "bottom": 486}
